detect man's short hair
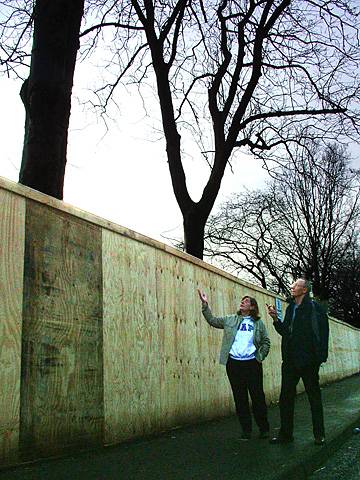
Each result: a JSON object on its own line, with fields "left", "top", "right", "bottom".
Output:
{"left": 298, "top": 277, "right": 312, "bottom": 293}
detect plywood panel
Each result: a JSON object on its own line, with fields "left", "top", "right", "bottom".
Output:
{"left": 322, "top": 321, "right": 337, "bottom": 383}
{"left": 211, "top": 273, "right": 241, "bottom": 412}
{"left": 330, "top": 323, "right": 348, "bottom": 377}
{"left": 254, "top": 290, "right": 283, "bottom": 403}
{"left": 20, "top": 201, "right": 103, "bottom": 458}
{"left": 171, "top": 259, "right": 203, "bottom": 421}
{"left": 155, "top": 253, "right": 207, "bottom": 428}
{"left": 194, "top": 268, "right": 234, "bottom": 419}
{"left": 103, "top": 230, "right": 160, "bottom": 444}
{"left": 0, "top": 190, "right": 25, "bottom": 464}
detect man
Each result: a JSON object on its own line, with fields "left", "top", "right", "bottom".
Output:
{"left": 198, "top": 290, "right": 271, "bottom": 440}
{"left": 267, "top": 278, "right": 329, "bottom": 445}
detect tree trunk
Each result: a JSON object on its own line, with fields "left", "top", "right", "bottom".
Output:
{"left": 19, "top": 0, "right": 84, "bottom": 199}
{"left": 183, "top": 208, "right": 207, "bottom": 259}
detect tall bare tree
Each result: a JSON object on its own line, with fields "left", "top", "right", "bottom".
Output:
{"left": 1, "top": 0, "right": 85, "bottom": 198}
{"left": 204, "top": 143, "right": 360, "bottom": 307}
{"left": 328, "top": 239, "right": 360, "bottom": 327}
{"left": 83, "top": 0, "right": 360, "bottom": 258}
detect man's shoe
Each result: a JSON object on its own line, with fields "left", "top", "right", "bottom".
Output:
{"left": 258, "top": 431, "right": 270, "bottom": 439}
{"left": 240, "top": 432, "right": 251, "bottom": 441}
{"left": 269, "top": 435, "right": 294, "bottom": 444}
{"left": 314, "top": 436, "right": 325, "bottom": 445}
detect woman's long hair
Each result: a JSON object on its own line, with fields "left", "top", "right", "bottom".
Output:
{"left": 237, "top": 296, "right": 261, "bottom": 320}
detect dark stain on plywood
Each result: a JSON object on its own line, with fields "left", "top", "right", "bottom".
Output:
{"left": 20, "top": 201, "right": 103, "bottom": 458}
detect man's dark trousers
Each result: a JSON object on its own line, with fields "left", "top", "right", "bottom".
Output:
{"left": 226, "top": 357, "right": 269, "bottom": 434}
{"left": 279, "top": 360, "right": 324, "bottom": 439}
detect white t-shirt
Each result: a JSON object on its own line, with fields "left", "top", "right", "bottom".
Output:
{"left": 229, "top": 316, "right": 256, "bottom": 361}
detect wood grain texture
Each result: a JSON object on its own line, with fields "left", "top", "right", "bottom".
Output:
{"left": 0, "top": 190, "right": 25, "bottom": 464}
{"left": 156, "top": 251, "right": 204, "bottom": 428}
{"left": 20, "top": 201, "right": 103, "bottom": 458}
{"left": 253, "top": 290, "right": 283, "bottom": 403}
{"left": 103, "top": 230, "right": 161, "bottom": 444}
{"left": 194, "top": 268, "right": 234, "bottom": 419}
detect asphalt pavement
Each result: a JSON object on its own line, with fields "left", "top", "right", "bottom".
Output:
{"left": 308, "top": 429, "right": 360, "bottom": 480}
{"left": 0, "top": 373, "right": 359, "bottom": 480}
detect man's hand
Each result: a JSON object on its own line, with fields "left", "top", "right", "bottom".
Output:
{"left": 266, "top": 303, "right": 278, "bottom": 320}
{"left": 198, "top": 289, "right": 208, "bottom": 304}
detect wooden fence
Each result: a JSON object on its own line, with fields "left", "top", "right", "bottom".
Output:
{"left": 1, "top": 176, "right": 359, "bottom": 468}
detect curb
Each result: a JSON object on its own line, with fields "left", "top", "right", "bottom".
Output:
{"left": 274, "top": 416, "right": 360, "bottom": 480}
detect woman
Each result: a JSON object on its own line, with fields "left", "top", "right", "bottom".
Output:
{"left": 198, "top": 289, "right": 271, "bottom": 440}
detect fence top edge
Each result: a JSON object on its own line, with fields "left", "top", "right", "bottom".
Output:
{"left": 2, "top": 176, "right": 273, "bottom": 292}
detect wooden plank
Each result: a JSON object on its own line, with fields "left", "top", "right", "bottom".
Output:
{"left": 103, "top": 230, "right": 160, "bottom": 445}
{"left": 175, "top": 260, "right": 204, "bottom": 421}
{"left": 20, "top": 201, "right": 103, "bottom": 458}
{"left": 0, "top": 190, "right": 25, "bottom": 464}
{"left": 321, "top": 321, "right": 337, "bottom": 383}
{"left": 255, "top": 290, "right": 283, "bottom": 403}
{"left": 155, "top": 251, "right": 178, "bottom": 429}
{"left": 194, "top": 268, "right": 233, "bottom": 420}
{"left": 156, "top": 252, "right": 205, "bottom": 428}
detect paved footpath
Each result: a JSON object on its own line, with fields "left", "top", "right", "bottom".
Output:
{"left": 308, "top": 430, "right": 360, "bottom": 480}
{"left": 1, "top": 373, "right": 359, "bottom": 480}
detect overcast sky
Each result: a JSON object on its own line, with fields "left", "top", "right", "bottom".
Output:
{"left": 0, "top": 73, "right": 270, "bottom": 244}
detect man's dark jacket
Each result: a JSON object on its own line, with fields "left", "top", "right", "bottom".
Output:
{"left": 273, "top": 294, "right": 329, "bottom": 368}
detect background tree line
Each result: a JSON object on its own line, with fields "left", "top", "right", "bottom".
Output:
{"left": 204, "top": 142, "right": 360, "bottom": 328}
{"left": 1, "top": 0, "right": 360, "bottom": 259}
